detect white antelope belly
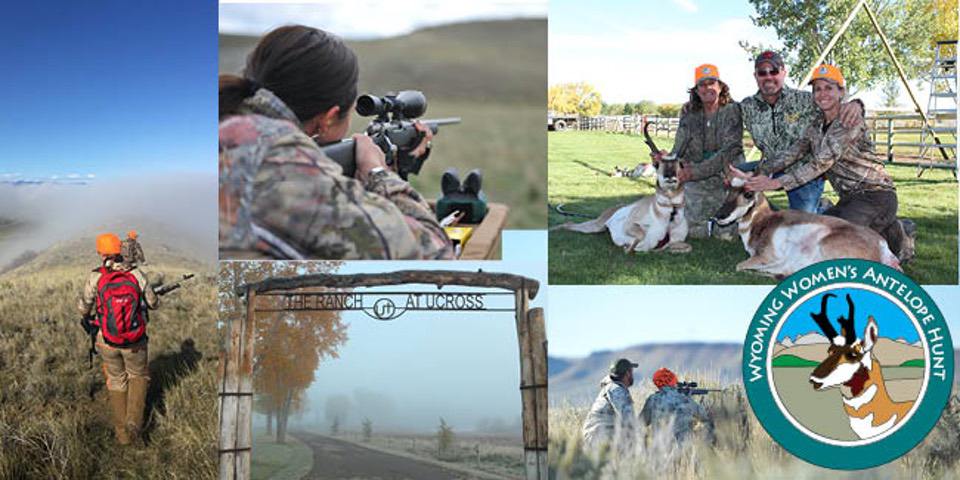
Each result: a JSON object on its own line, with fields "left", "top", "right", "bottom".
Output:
{"left": 605, "top": 205, "right": 638, "bottom": 248}
{"left": 772, "top": 223, "right": 830, "bottom": 273}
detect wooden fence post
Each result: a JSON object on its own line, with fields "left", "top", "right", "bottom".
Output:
{"left": 218, "top": 287, "right": 256, "bottom": 479}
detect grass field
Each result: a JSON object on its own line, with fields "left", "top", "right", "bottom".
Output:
{"left": 333, "top": 429, "right": 525, "bottom": 479}
{"left": 0, "top": 243, "right": 218, "bottom": 479}
{"left": 251, "top": 432, "right": 313, "bottom": 480}
{"left": 548, "top": 131, "right": 958, "bottom": 285}
{"left": 549, "top": 372, "right": 960, "bottom": 479}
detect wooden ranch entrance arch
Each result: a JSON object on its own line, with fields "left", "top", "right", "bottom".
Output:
{"left": 218, "top": 270, "right": 547, "bottom": 480}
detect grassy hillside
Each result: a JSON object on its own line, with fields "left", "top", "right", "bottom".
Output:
{"left": 0, "top": 239, "right": 218, "bottom": 478}
{"left": 220, "top": 19, "right": 547, "bottom": 228}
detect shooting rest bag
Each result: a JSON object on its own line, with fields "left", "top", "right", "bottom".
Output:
{"left": 95, "top": 267, "right": 147, "bottom": 347}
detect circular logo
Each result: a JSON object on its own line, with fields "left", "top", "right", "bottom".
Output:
{"left": 819, "top": 65, "right": 829, "bottom": 74}
{"left": 702, "top": 66, "right": 711, "bottom": 74}
{"left": 372, "top": 298, "right": 397, "bottom": 320}
{"left": 742, "top": 259, "right": 953, "bottom": 469}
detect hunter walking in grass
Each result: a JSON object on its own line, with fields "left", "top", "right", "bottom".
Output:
{"left": 739, "top": 50, "right": 865, "bottom": 213}
{"left": 732, "top": 64, "right": 915, "bottom": 264}
{"left": 582, "top": 358, "right": 637, "bottom": 449}
{"left": 654, "top": 64, "right": 745, "bottom": 239}
{"left": 78, "top": 233, "right": 159, "bottom": 446}
{"left": 121, "top": 230, "right": 146, "bottom": 266}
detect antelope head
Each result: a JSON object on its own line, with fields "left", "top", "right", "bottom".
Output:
{"left": 655, "top": 154, "right": 681, "bottom": 191}
{"left": 712, "top": 175, "right": 761, "bottom": 226}
{"left": 808, "top": 294, "right": 879, "bottom": 396}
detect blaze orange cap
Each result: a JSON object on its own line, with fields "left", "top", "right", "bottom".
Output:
{"left": 809, "top": 64, "right": 845, "bottom": 89}
{"left": 96, "top": 233, "right": 122, "bottom": 255}
{"left": 695, "top": 64, "right": 720, "bottom": 84}
{"left": 653, "top": 367, "right": 678, "bottom": 389}
{"left": 128, "top": 230, "right": 137, "bottom": 239}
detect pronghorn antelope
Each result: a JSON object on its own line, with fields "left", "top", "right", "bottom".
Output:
{"left": 552, "top": 154, "right": 691, "bottom": 253}
{"left": 807, "top": 294, "right": 915, "bottom": 439}
{"left": 711, "top": 176, "right": 901, "bottom": 278}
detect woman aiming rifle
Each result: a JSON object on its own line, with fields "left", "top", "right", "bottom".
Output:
{"left": 219, "top": 25, "right": 453, "bottom": 259}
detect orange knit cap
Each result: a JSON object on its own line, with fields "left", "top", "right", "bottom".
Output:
{"left": 695, "top": 64, "right": 720, "bottom": 84}
{"left": 96, "top": 233, "right": 122, "bottom": 255}
{"left": 809, "top": 64, "right": 844, "bottom": 89}
{"left": 653, "top": 367, "right": 678, "bottom": 390}
{"left": 127, "top": 230, "right": 138, "bottom": 239}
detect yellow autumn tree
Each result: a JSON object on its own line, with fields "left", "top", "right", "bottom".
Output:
{"left": 548, "top": 82, "right": 603, "bottom": 116}
{"left": 218, "top": 261, "right": 348, "bottom": 444}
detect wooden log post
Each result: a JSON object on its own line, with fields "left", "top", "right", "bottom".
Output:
{"left": 527, "top": 307, "right": 548, "bottom": 477}
{"left": 218, "top": 287, "right": 256, "bottom": 479}
{"left": 516, "top": 284, "right": 547, "bottom": 479}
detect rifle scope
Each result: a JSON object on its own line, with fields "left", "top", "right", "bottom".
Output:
{"left": 356, "top": 90, "right": 427, "bottom": 120}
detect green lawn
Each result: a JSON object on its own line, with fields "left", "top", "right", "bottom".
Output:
{"left": 548, "top": 131, "right": 958, "bottom": 285}
{"left": 252, "top": 432, "right": 313, "bottom": 480}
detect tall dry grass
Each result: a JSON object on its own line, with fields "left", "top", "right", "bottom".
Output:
{"left": 549, "top": 371, "right": 960, "bottom": 479}
{"left": 0, "top": 260, "right": 218, "bottom": 479}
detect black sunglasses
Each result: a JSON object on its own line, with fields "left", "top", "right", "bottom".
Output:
{"left": 756, "top": 68, "right": 780, "bottom": 77}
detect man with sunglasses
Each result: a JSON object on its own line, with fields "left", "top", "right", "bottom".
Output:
{"left": 740, "top": 51, "right": 863, "bottom": 213}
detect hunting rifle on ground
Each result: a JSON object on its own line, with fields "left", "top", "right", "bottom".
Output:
{"left": 320, "top": 90, "right": 460, "bottom": 180}
{"left": 81, "top": 273, "right": 195, "bottom": 367}
{"left": 676, "top": 381, "right": 723, "bottom": 396}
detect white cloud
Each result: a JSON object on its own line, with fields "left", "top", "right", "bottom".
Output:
{"left": 550, "top": 18, "right": 780, "bottom": 104}
{"left": 219, "top": 1, "right": 547, "bottom": 39}
{"left": 671, "top": 0, "right": 699, "bottom": 13}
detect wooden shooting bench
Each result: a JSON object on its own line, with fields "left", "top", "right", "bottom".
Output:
{"left": 430, "top": 201, "right": 509, "bottom": 260}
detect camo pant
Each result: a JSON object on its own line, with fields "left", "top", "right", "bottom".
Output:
{"left": 98, "top": 332, "right": 149, "bottom": 392}
{"left": 824, "top": 190, "right": 906, "bottom": 258}
{"left": 684, "top": 177, "right": 736, "bottom": 239}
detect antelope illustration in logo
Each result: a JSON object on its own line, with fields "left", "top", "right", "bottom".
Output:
{"left": 808, "top": 293, "right": 914, "bottom": 439}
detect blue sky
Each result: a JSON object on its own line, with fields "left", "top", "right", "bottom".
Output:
{"left": 0, "top": 1, "right": 216, "bottom": 180}
{"left": 776, "top": 288, "right": 920, "bottom": 344}
{"left": 548, "top": 284, "right": 959, "bottom": 358}
{"left": 549, "top": 0, "right": 932, "bottom": 107}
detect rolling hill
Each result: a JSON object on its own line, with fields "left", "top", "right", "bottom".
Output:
{"left": 549, "top": 342, "right": 742, "bottom": 405}
{"left": 0, "top": 223, "right": 217, "bottom": 478}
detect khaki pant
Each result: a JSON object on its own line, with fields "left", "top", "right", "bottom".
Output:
{"left": 98, "top": 332, "right": 150, "bottom": 392}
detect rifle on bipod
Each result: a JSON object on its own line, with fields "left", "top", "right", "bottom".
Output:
{"left": 154, "top": 273, "right": 195, "bottom": 296}
{"left": 676, "top": 381, "right": 723, "bottom": 396}
{"left": 320, "top": 90, "right": 460, "bottom": 180}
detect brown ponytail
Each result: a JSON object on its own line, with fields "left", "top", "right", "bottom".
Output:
{"left": 219, "top": 25, "right": 359, "bottom": 124}
{"left": 219, "top": 74, "right": 261, "bottom": 120}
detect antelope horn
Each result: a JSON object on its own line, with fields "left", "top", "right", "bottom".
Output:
{"left": 837, "top": 294, "right": 856, "bottom": 346}
{"left": 643, "top": 121, "right": 660, "bottom": 155}
{"left": 810, "top": 293, "right": 839, "bottom": 343}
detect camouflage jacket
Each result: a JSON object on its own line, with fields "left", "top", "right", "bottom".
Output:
{"left": 671, "top": 102, "right": 745, "bottom": 181}
{"left": 78, "top": 260, "right": 159, "bottom": 316}
{"left": 582, "top": 376, "right": 635, "bottom": 444}
{"left": 741, "top": 86, "right": 819, "bottom": 175}
{"left": 121, "top": 238, "right": 146, "bottom": 265}
{"left": 758, "top": 117, "right": 894, "bottom": 196}
{"left": 639, "top": 387, "right": 714, "bottom": 443}
{"left": 219, "top": 89, "right": 453, "bottom": 260}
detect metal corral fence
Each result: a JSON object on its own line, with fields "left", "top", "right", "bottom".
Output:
{"left": 867, "top": 113, "right": 957, "bottom": 175}
{"left": 577, "top": 115, "right": 680, "bottom": 137}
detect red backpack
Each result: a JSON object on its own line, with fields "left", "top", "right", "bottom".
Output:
{"left": 95, "top": 266, "right": 148, "bottom": 346}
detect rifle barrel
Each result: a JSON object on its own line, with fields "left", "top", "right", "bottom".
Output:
{"left": 424, "top": 117, "right": 462, "bottom": 126}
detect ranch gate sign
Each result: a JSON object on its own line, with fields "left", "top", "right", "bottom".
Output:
{"left": 218, "top": 270, "right": 547, "bottom": 479}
